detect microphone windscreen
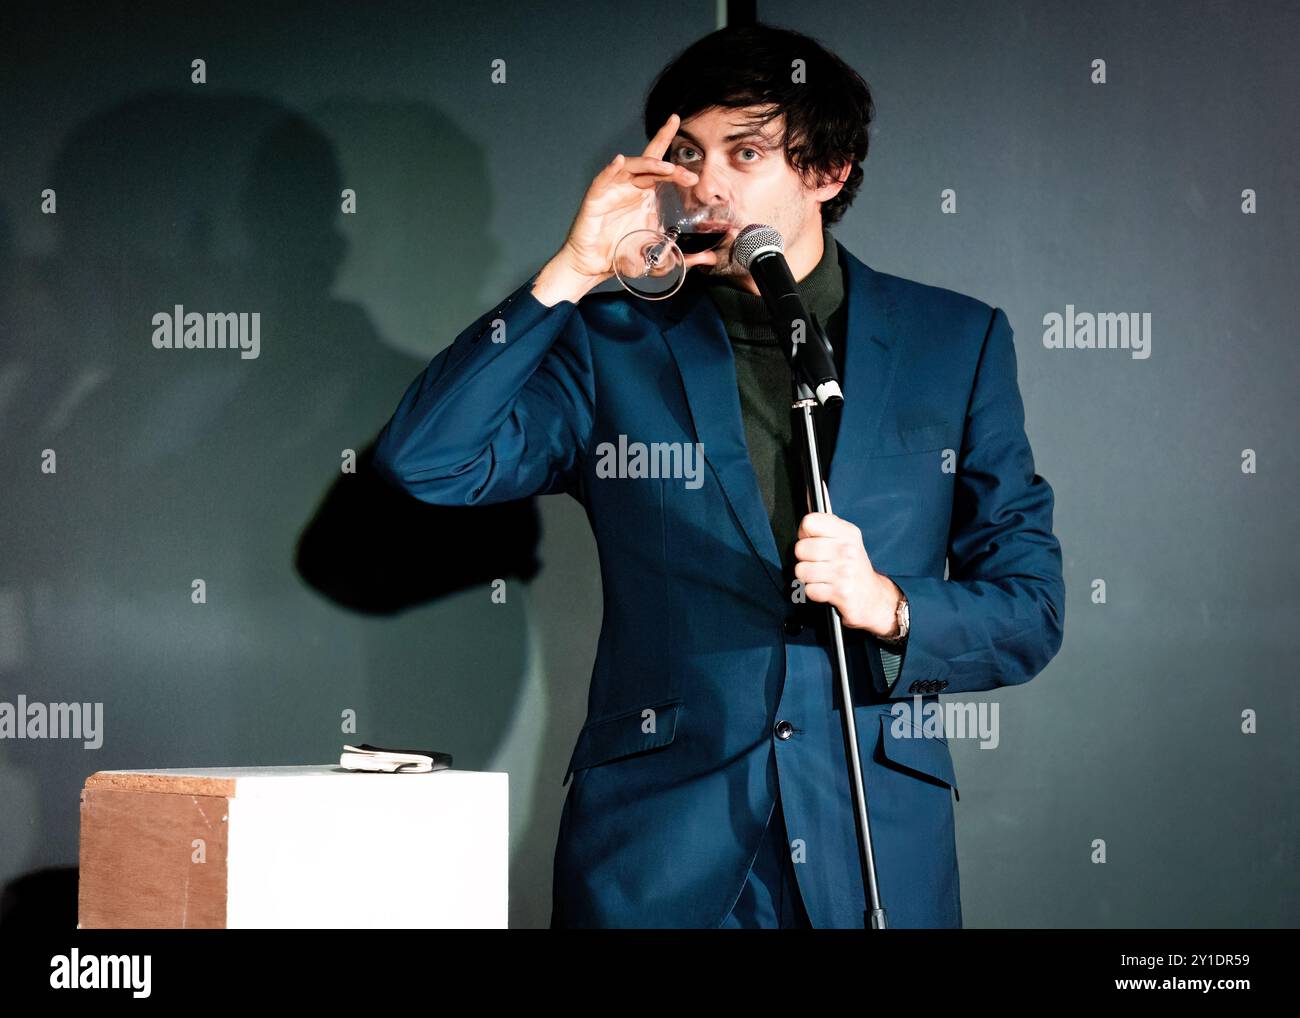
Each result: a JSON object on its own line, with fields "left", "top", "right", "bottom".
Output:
{"left": 733, "top": 224, "right": 783, "bottom": 269}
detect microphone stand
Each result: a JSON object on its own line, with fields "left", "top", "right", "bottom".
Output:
{"left": 788, "top": 313, "right": 888, "bottom": 930}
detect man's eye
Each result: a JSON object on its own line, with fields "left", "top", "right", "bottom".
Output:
{"left": 738, "top": 148, "right": 760, "bottom": 162}
{"left": 673, "top": 146, "right": 698, "bottom": 162}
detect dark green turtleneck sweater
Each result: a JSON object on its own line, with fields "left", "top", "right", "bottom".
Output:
{"left": 702, "top": 228, "right": 905, "bottom": 684}
{"left": 702, "top": 228, "right": 847, "bottom": 579}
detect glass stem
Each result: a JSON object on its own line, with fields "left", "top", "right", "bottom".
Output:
{"left": 646, "top": 226, "right": 680, "bottom": 269}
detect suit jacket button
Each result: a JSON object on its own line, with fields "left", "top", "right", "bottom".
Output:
{"left": 783, "top": 615, "right": 803, "bottom": 636}
{"left": 774, "top": 720, "right": 795, "bottom": 740}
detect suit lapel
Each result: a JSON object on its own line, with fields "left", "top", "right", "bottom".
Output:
{"left": 647, "top": 239, "right": 903, "bottom": 600}
{"left": 826, "top": 242, "right": 903, "bottom": 507}
{"left": 657, "top": 278, "right": 787, "bottom": 599}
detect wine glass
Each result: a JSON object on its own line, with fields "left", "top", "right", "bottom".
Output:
{"left": 612, "top": 180, "right": 738, "bottom": 300}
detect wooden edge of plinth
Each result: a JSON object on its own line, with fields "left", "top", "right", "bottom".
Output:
{"left": 83, "top": 771, "right": 239, "bottom": 797}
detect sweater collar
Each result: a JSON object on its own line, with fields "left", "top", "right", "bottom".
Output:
{"left": 701, "top": 227, "right": 843, "bottom": 345}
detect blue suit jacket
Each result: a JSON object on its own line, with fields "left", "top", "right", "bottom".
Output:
{"left": 372, "top": 239, "right": 1065, "bottom": 928}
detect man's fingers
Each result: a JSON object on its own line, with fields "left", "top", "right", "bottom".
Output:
{"left": 797, "top": 511, "right": 845, "bottom": 537}
{"left": 609, "top": 160, "right": 698, "bottom": 197}
{"left": 642, "top": 112, "right": 681, "bottom": 161}
{"left": 618, "top": 154, "right": 696, "bottom": 179}
{"left": 794, "top": 560, "right": 840, "bottom": 583}
{"left": 793, "top": 536, "right": 841, "bottom": 562}
{"left": 682, "top": 249, "right": 719, "bottom": 269}
{"left": 599, "top": 153, "right": 694, "bottom": 184}
{"left": 597, "top": 153, "right": 626, "bottom": 180}
{"left": 620, "top": 154, "right": 672, "bottom": 174}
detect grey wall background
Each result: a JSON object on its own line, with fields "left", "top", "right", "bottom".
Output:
{"left": 0, "top": 0, "right": 1295, "bottom": 928}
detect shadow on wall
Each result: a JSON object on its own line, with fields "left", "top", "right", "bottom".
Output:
{"left": 296, "top": 442, "right": 540, "bottom": 614}
{"left": 0, "top": 867, "right": 79, "bottom": 931}
{"left": 0, "top": 89, "right": 563, "bottom": 928}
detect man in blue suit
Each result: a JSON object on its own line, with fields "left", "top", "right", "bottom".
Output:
{"left": 372, "top": 24, "right": 1064, "bottom": 929}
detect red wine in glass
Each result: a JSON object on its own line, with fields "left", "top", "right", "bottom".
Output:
{"left": 674, "top": 229, "right": 728, "bottom": 254}
{"left": 613, "top": 184, "right": 737, "bottom": 299}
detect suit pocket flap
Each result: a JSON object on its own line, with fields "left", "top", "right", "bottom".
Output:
{"left": 878, "top": 712, "right": 959, "bottom": 795}
{"left": 563, "top": 699, "right": 683, "bottom": 785}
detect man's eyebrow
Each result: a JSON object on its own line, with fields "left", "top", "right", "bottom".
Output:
{"left": 674, "top": 126, "right": 779, "bottom": 148}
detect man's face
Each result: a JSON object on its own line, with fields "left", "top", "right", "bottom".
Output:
{"left": 668, "top": 105, "right": 836, "bottom": 282}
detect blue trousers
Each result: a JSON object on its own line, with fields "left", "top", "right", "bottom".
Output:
{"left": 719, "top": 792, "right": 813, "bottom": 928}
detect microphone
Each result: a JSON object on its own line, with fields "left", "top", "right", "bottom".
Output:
{"left": 732, "top": 224, "right": 844, "bottom": 407}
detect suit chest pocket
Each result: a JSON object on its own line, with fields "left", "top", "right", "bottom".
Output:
{"left": 868, "top": 420, "right": 953, "bottom": 459}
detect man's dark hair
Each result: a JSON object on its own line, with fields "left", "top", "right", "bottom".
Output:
{"left": 643, "top": 23, "right": 875, "bottom": 228}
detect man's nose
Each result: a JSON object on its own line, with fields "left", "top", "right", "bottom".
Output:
{"left": 689, "top": 158, "right": 730, "bottom": 206}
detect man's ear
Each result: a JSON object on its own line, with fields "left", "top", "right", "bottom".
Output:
{"left": 815, "top": 161, "right": 853, "bottom": 202}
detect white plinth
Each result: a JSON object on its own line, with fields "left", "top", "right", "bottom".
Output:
{"left": 78, "top": 765, "right": 508, "bottom": 929}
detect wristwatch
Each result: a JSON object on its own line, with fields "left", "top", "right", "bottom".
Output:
{"left": 879, "top": 591, "right": 909, "bottom": 647}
